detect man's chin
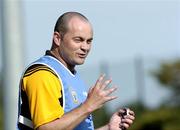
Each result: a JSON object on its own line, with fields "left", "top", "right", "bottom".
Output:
{"left": 77, "top": 61, "right": 85, "bottom": 65}
{"left": 76, "top": 59, "right": 85, "bottom": 65}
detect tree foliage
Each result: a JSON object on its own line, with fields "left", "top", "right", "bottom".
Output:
{"left": 153, "top": 59, "right": 180, "bottom": 105}
{"left": 128, "top": 106, "right": 180, "bottom": 130}
{"left": 92, "top": 106, "right": 109, "bottom": 128}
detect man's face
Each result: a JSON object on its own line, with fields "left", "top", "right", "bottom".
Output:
{"left": 59, "top": 17, "right": 93, "bottom": 66}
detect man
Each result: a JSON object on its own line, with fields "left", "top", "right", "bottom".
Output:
{"left": 17, "top": 12, "right": 135, "bottom": 130}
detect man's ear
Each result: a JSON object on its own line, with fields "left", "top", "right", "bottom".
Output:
{"left": 53, "top": 32, "right": 61, "bottom": 46}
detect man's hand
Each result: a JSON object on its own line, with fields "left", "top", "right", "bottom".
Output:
{"left": 108, "top": 108, "right": 135, "bottom": 130}
{"left": 83, "top": 74, "right": 117, "bottom": 113}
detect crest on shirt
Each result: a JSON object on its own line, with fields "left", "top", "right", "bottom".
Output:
{"left": 71, "top": 90, "right": 79, "bottom": 104}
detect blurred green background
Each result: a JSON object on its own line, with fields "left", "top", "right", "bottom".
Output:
{"left": 92, "top": 59, "right": 180, "bottom": 130}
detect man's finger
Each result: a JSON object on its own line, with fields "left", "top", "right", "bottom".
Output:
{"left": 100, "top": 78, "right": 112, "bottom": 90}
{"left": 105, "top": 96, "right": 118, "bottom": 102}
{"left": 129, "top": 110, "right": 135, "bottom": 116}
{"left": 95, "top": 74, "right": 105, "bottom": 88}
{"left": 104, "top": 86, "right": 117, "bottom": 96}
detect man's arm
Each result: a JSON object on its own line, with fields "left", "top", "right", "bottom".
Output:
{"left": 37, "top": 103, "right": 90, "bottom": 130}
{"left": 95, "top": 125, "right": 109, "bottom": 130}
{"left": 37, "top": 74, "right": 117, "bottom": 130}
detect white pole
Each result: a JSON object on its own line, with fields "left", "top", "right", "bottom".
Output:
{"left": 0, "top": 0, "right": 24, "bottom": 130}
{"left": 134, "top": 56, "right": 145, "bottom": 106}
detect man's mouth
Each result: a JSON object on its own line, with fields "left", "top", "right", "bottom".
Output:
{"left": 77, "top": 53, "right": 87, "bottom": 58}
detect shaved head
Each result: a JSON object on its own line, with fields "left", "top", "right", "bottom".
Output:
{"left": 54, "top": 12, "right": 90, "bottom": 37}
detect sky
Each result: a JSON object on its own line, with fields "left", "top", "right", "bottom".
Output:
{"left": 0, "top": 0, "right": 180, "bottom": 111}
{"left": 22, "top": 0, "right": 180, "bottom": 66}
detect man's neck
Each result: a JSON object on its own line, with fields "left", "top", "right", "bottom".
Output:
{"left": 48, "top": 50, "right": 76, "bottom": 74}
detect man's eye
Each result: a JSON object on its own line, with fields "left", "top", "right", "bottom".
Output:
{"left": 74, "top": 38, "right": 82, "bottom": 43}
{"left": 87, "top": 40, "right": 92, "bottom": 44}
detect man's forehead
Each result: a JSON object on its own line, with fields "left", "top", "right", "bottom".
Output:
{"left": 68, "top": 16, "right": 90, "bottom": 26}
{"left": 67, "top": 17, "right": 92, "bottom": 31}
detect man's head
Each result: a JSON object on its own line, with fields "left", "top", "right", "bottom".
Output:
{"left": 51, "top": 12, "right": 93, "bottom": 71}
{"left": 54, "top": 12, "right": 89, "bottom": 38}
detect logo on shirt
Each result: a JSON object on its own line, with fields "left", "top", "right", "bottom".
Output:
{"left": 71, "top": 90, "right": 79, "bottom": 104}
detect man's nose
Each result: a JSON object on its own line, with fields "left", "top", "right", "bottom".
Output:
{"left": 81, "top": 42, "right": 90, "bottom": 51}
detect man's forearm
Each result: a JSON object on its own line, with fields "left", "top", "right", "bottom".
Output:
{"left": 37, "top": 103, "right": 91, "bottom": 130}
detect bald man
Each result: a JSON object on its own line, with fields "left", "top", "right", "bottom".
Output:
{"left": 17, "top": 12, "right": 135, "bottom": 130}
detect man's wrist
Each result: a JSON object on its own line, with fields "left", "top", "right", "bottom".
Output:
{"left": 108, "top": 122, "right": 118, "bottom": 130}
{"left": 80, "top": 102, "right": 93, "bottom": 115}
{"left": 95, "top": 124, "right": 109, "bottom": 130}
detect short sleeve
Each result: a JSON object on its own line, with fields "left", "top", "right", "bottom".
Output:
{"left": 23, "top": 69, "right": 64, "bottom": 129}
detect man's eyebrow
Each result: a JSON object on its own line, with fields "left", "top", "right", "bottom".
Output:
{"left": 73, "top": 36, "right": 84, "bottom": 40}
{"left": 88, "top": 38, "right": 93, "bottom": 41}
